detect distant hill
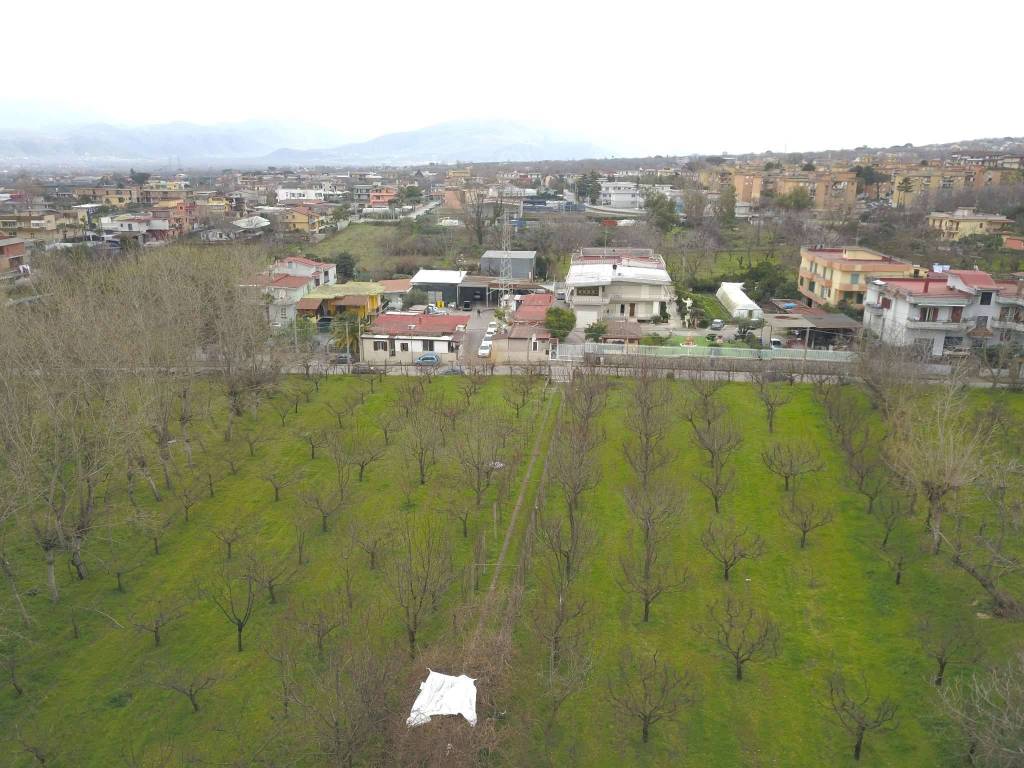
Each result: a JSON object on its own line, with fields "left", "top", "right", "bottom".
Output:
{"left": 0, "top": 120, "right": 349, "bottom": 166}
{"left": 263, "top": 120, "right": 608, "bottom": 166}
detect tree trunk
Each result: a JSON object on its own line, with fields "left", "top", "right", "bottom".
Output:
{"left": 853, "top": 728, "right": 865, "bottom": 760}
{"left": 723, "top": 564, "right": 731, "bottom": 581}
{"left": 407, "top": 627, "right": 417, "bottom": 658}
{"left": 643, "top": 599, "right": 651, "bottom": 622}
{"left": 800, "top": 531, "right": 808, "bottom": 549}
{"left": 154, "top": 625, "right": 161, "bottom": 647}
{"left": 188, "top": 691, "right": 200, "bottom": 712}
{"left": 735, "top": 659, "right": 743, "bottom": 680}
{"left": 153, "top": 536, "right": 160, "bottom": 556}
{"left": 641, "top": 720, "right": 650, "bottom": 743}
{"left": 935, "top": 658, "right": 946, "bottom": 687}
{"left": 45, "top": 549, "right": 59, "bottom": 603}
{"left": 116, "top": 571, "right": 124, "bottom": 592}
{"left": 236, "top": 624, "right": 244, "bottom": 652}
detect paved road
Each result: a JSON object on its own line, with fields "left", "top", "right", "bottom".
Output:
{"left": 461, "top": 305, "right": 496, "bottom": 363}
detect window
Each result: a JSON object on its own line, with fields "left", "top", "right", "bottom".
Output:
{"left": 373, "top": 340, "right": 388, "bottom": 351}
{"left": 400, "top": 342, "right": 409, "bottom": 352}
{"left": 850, "top": 272, "right": 860, "bottom": 285}
{"left": 422, "top": 340, "right": 435, "bottom": 352}
{"left": 881, "top": 297, "right": 892, "bottom": 309}
{"left": 975, "top": 316, "right": 988, "bottom": 330}
{"left": 576, "top": 286, "right": 600, "bottom": 297}
{"left": 279, "top": 308, "right": 287, "bottom": 319}
{"left": 980, "top": 292, "right": 993, "bottom": 305}
{"left": 619, "top": 304, "right": 625, "bottom": 315}
{"left": 951, "top": 306, "right": 963, "bottom": 322}
{"left": 919, "top": 307, "right": 939, "bottom": 322}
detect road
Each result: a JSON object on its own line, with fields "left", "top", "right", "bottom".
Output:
{"left": 460, "top": 305, "right": 496, "bottom": 363}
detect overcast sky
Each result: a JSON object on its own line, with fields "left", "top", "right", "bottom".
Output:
{"left": 5, "top": 0, "right": 1020, "bottom": 156}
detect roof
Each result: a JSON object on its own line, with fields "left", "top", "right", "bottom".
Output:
{"left": 801, "top": 245, "right": 913, "bottom": 269}
{"left": 929, "top": 208, "right": 1011, "bottom": 222}
{"left": 566, "top": 262, "right": 671, "bottom": 287}
{"left": 947, "top": 269, "right": 997, "bottom": 289}
{"left": 0, "top": 238, "right": 26, "bottom": 248}
{"left": 507, "top": 324, "right": 551, "bottom": 340}
{"left": 265, "top": 274, "right": 310, "bottom": 289}
{"left": 805, "top": 313, "right": 862, "bottom": 330}
{"left": 480, "top": 250, "right": 537, "bottom": 260}
{"left": 513, "top": 293, "right": 554, "bottom": 322}
{"left": 411, "top": 269, "right": 466, "bottom": 285}
{"left": 574, "top": 247, "right": 665, "bottom": 269}
{"left": 232, "top": 215, "right": 270, "bottom": 230}
{"left": 338, "top": 295, "right": 370, "bottom": 307}
{"left": 601, "top": 320, "right": 644, "bottom": 340}
{"left": 306, "top": 282, "right": 384, "bottom": 299}
{"left": 296, "top": 297, "right": 323, "bottom": 311}
{"left": 281, "top": 255, "right": 333, "bottom": 268}
{"left": 378, "top": 278, "right": 412, "bottom": 293}
{"left": 872, "top": 276, "right": 970, "bottom": 299}
{"left": 366, "top": 312, "right": 470, "bottom": 337}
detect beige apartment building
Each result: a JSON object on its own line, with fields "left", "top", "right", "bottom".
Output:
{"left": 797, "top": 245, "right": 920, "bottom": 309}
{"left": 927, "top": 207, "right": 1012, "bottom": 241}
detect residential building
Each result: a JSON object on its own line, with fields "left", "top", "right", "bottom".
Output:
{"left": 490, "top": 293, "right": 555, "bottom": 363}
{"left": 565, "top": 247, "right": 674, "bottom": 327}
{"left": 258, "top": 273, "right": 316, "bottom": 326}
{"left": 367, "top": 186, "right": 398, "bottom": 208}
{"left": 863, "top": 269, "right": 1024, "bottom": 356}
{"left": 141, "top": 181, "right": 191, "bottom": 204}
{"left": 927, "top": 207, "right": 1012, "bottom": 241}
{"left": 597, "top": 181, "right": 643, "bottom": 210}
{"left": 410, "top": 269, "right": 467, "bottom": 306}
{"left": 72, "top": 186, "right": 141, "bottom": 207}
{"left": 276, "top": 185, "right": 344, "bottom": 202}
{"left": 298, "top": 282, "right": 383, "bottom": 319}
{"left": 150, "top": 199, "right": 195, "bottom": 236}
{"left": 99, "top": 214, "right": 172, "bottom": 244}
{"left": 774, "top": 170, "right": 858, "bottom": 211}
{"left": 731, "top": 169, "right": 765, "bottom": 205}
{"left": 378, "top": 278, "right": 412, "bottom": 310}
{"left": 797, "top": 245, "right": 920, "bottom": 309}
{"left": 478, "top": 250, "right": 537, "bottom": 280}
{"left": 0, "top": 237, "right": 27, "bottom": 273}
{"left": 274, "top": 205, "right": 330, "bottom": 235}
{"left": 271, "top": 255, "right": 337, "bottom": 287}
{"left": 891, "top": 168, "right": 972, "bottom": 208}
{"left": 360, "top": 312, "right": 469, "bottom": 364}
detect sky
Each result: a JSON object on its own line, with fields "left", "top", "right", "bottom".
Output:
{"left": 4, "top": 0, "right": 1021, "bottom": 156}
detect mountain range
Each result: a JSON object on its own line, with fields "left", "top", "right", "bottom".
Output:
{"left": 0, "top": 119, "right": 607, "bottom": 168}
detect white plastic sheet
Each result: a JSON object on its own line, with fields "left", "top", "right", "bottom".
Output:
{"left": 406, "top": 669, "right": 478, "bottom": 728}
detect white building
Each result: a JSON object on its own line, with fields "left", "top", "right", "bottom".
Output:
{"left": 359, "top": 312, "right": 469, "bottom": 365}
{"left": 275, "top": 184, "right": 344, "bottom": 202}
{"left": 565, "top": 248, "right": 674, "bottom": 327}
{"left": 863, "top": 268, "right": 1024, "bottom": 356}
{"left": 598, "top": 181, "right": 644, "bottom": 210}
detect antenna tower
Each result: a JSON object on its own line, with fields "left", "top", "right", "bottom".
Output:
{"left": 498, "top": 212, "right": 513, "bottom": 307}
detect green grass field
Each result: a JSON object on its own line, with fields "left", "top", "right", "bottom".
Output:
{"left": 1, "top": 375, "right": 1020, "bottom": 766}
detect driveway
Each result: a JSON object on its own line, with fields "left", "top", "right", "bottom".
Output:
{"left": 461, "top": 305, "right": 495, "bottom": 363}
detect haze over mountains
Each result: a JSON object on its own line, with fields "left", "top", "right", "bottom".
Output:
{"left": 0, "top": 119, "right": 608, "bottom": 168}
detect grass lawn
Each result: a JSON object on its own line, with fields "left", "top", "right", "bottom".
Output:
{"left": 1, "top": 375, "right": 1021, "bottom": 766}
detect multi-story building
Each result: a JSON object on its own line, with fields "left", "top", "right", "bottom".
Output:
{"left": 797, "top": 246, "right": 920, "bottom": 309}
{"left": 71, "top": 186, "right": 142, "bottom": 207}
{"left": 597, "top": 181, "right": 643, "bottom": 210}
{"left": 141, "top": 180, "right": 191, "bottom": 204}
{"left": 150, "top": 199, "right": 195, "bottom": 237}
{"left": 565, "top": 247, "right": 675, "bottom": 327}
{"left": 891, "top": 168, "right": 972, "bottom": 208}
{"left": 99, "top": 214, "right": 172, "bottom": 244}
{"left": 863, "top": 269, "right": 1024, "bottom": 356}
{"left": 775, "top": 170, "right": 858, "bottom": 211}
{"left": 731, "top": 168, "right": 765, "bottom": 205}
{"left": 367, "top": 186, "right": 398, "bottom": 208}
{"left": 274, "top": 205, "right": 330, "bottom": 234}
{"left": 927, "top": 207, "right": 1012, "bottom": 241}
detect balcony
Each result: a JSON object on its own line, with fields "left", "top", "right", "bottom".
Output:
{"left": 992, "top": 318, "right": 1024, "bottom": 332}
{"left": 905, "top": 318, "right": 969, "bottom": 332}
{"left": 569, "top": 294, "right": 606, "bottom": 306}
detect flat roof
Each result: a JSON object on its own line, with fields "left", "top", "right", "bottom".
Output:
{"left": 411, "top": 269, "right": 466, "bottom": 285}
{"left": 480, "top": 250, "right": 536, "bottom": 260}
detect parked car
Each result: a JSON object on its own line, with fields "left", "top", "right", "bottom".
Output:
{"left": 709, "top": 319, "right": 725, "bottom": 331}
{"left": 414, "top": 352, "right": 440, "bottom": 365}
{"left": 477, "top": 340, "right": 493, "bottom": 358}
{"left": 461, "top": 300, "right": 471, "bottom": 311}
{"left": 331, "top": 352, "right": 353, "bottom": 365}
{"left": 425, "top": 305, "right": 448, "bottom": 316}
{"left": 769, "top": 337, "right": 784, "bottom": 349}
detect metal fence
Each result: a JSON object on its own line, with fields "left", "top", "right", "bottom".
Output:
{"left": 552, "top": 342, "right": 856, "bottom": 363}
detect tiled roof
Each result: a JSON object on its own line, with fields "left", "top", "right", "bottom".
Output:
{"left": 378, "top": 278, "right": 412, "bottom": 292}
{"left": 948, "top": 269, "right": 997, "bottom": 289}
{"left": 367, "top": 312, "right": 470, "bottom": 336}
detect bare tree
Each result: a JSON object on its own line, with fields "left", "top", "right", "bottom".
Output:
{"left": 760, "top": 441, "right": 823, "bottom": 492}
{"left": 752, "top": 368, "right": 793, "bottom": 433}
{"left": 241, "top": 427, "right": 268, "bottom": 458}
{"left": 351, "top": 519, "right": 390, "bottom": 571}
{"left": 889, "top": 381, "right": 988, "bottom": 554}
{"left": 940, "top": 651, "right": 1024, "bottom": 767}
{"left": 617, "top": 482, "right": 688, "bottom": 622}
{"left": 345, "top": 421, "right": 387, "bottom": 482}
{"left": 205, "top": 567, "right": 257, "bottom": 652}
{"left": 918, "top": 616, "right": 979, "bottom": 687}
{"left": 606, "top": 650, "right": 693, "bottom": 744}
{"left": 247, "top": 552, "right": 296, "bottom": 604}
{"left": 699, "top": 594, "right": 780, "bottom": 681}
{"left": 878, "top": 497, "right": 909, "bottom": 550}
{"left": 131, "top": 600, "right": 185, "bottom": 647}
{"left": 700, "top": 517, "right": 765, "bottom": 581}
{"left": 622, "top": 358, "right": 676, "bottom": 487}
{"left": 385, "top": 514, "right": 453, "bottom": 656}
{"left": 824, "top": 670, "right": 899, "bottom": 761}
{"left": 688, "top": 401, "right": 742, "bottom": 515}
{"left": 449, "top": 412, "right": 507, "bottom": 524}
{"left": 159, "top": 667, "right": 220, "bottom": 713}
{"left": 212, "top": 524, "right": 244, "bottom": 560}
{"left": 300, "top": 487, "right": 344, "bottom": 534}
{"left": 261, "top": 469, "right": 299, "bottom": 502}
{"left": 779, "top": 493, "right": 834, "bottom": 549}
{"left": 403, "top": 407, "right": 441, "bottom": 485}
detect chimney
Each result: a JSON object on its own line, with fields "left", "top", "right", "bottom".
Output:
{"left": 923, "top": 277, "right": 930, "bottom": 293}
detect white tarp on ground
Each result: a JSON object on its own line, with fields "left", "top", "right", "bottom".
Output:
{"left": 406, "top": 670, "right": 478, "bottom": 728}
{"left": 716, "top": 281, "right": 764, "bottom": 320}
